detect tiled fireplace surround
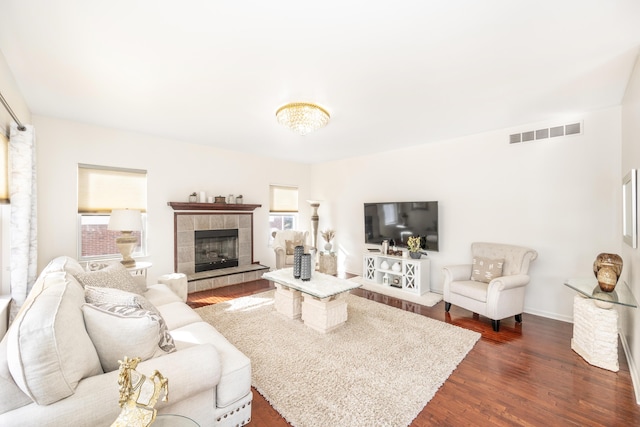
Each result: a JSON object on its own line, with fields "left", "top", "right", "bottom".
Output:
{"left": 174, "top": 212, "right": 266, "bottom": 293}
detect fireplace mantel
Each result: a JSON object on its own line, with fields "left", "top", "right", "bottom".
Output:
{"left": 168, "top": 202, "right": 261, "bottom": 211}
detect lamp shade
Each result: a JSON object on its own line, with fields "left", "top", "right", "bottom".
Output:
{"left": 108, "top": 209, "right": 142, "bottom": 231}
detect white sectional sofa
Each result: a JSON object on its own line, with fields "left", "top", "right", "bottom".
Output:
{"left": 0, "top": 256, "right": 252, "bottom": 426}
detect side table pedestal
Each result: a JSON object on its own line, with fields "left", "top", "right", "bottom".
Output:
{"left": 570, "top": 295, "right": 619, "bottom": 372}
{"left": 318, "top": 252, "right": 337, "bottom": 275}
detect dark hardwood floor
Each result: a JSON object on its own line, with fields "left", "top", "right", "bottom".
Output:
{"left": 188, "top": 279, "right": 640, "bottom": 426}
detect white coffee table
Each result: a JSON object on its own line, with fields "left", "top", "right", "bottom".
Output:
{"left": 262, "top": 268, "right": 361, "bottom": 333}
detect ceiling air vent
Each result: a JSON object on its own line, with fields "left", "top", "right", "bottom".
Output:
{"left": 509, "top": 121, "right": 582, "bottom": 144}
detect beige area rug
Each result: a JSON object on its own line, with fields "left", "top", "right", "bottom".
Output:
{"left": 349, "top": 276, "right": 443, "bottom": 307}
{"left": 196, "top": 291, "right": 480, "bottom": 427}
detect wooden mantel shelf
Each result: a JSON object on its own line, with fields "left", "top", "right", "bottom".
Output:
{"left": 168, "top": 202, "right": 262, "bottom": 211}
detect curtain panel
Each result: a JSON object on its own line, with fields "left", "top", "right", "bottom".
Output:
{"left": 9, "top": 123, "right": 37, "bottom": 318}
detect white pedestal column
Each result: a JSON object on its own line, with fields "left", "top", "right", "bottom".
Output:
{"left": 273, "top": 283, "right": 302, "bottom": 319}
{"left": 571, "top": 294, "right": 619, "bottom": 372}
{"left": 301, "top": 293, "right": 348, "bottom": 333}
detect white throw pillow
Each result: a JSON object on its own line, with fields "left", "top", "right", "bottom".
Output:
{"left": 82, "top": 303, "right": 176, "bottom": 372}
{"left": 76, "top": 262, "right": 146, "bottom": 294}
{"left": 6, "top": 272, "right": 103, "bottom": 405}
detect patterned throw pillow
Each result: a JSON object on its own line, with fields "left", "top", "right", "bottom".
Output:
{"left": 285, "top": 238, "right": 303, "bottom": 255}
{"left": 84, "top": 285, "right": 158, "bottom": 314}
{"left": 81, "top": 303, "right": 176, "bottom": 372}
{"left": 470, "top": 257, "right": 504, "bottom": 283}
{"left": 76, "top": 262, "right": 146, "bottom": 294}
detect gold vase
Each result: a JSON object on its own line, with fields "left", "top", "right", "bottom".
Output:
{"left": 593, "top": 253, "right": 623, "bottom": 292}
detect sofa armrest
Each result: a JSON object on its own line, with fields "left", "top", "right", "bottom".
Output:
{"left": 274, "top": 247, "right": 286, "bottom": 269}
{"left": 0, "top": 345, "right": 221, "bottom": 427}
{"left": 442, "top": 264, "right": 472, "bottom": 283}
{"left": 158, "top": 273, "right": 188, "bottom": 302}
{"left": 488, "top": 274, "right": 530, "bottom": 292}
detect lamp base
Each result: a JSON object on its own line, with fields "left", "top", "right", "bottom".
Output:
{"left": 116, "top": 232, "right": 137, "bottom": 268}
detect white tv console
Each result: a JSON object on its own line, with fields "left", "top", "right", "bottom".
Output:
{"left": 362, "top": 253, "right": 430, "bottom": 295}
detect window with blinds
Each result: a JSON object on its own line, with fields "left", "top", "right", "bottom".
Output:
{"left": 77, "top": 164, "right": 148, "bottom": 260}
{"left": 269, "top": 185, "right": 298, "bottom": 245}
{"left": 269, "top": 185, "right": 298, "bottom": 213}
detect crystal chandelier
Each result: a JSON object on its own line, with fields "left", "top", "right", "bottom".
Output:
{"left": 275, "top": 102, "right": 330, "bottom": 135}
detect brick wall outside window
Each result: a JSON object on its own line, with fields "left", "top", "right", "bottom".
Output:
{"left": 81, "top": 223, "right": 142, "bottom": 257}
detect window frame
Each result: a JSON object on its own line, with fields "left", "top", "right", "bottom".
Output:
{"left": 77, "top": 164, "right": 148, "bottom": 261}
{"left": 77, "top": 212, "right": 148, "bottom": 262}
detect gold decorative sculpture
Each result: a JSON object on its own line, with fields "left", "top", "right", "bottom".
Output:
{"left": 111, "top": 356, "right": 169, "bottom": 427}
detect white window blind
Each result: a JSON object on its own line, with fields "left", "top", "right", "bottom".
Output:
{"left": 0, "top": 133, "right": 8, "bottom": 203}
{"left": 269, "top": 185, "right": 298, "bottom": 213}
{"left": 78, "top": 164, "right": 147, "bottom": 213}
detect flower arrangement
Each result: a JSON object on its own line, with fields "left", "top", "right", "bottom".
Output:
{"left": 321, "top": 229, "right": 335, "bottom": 243}
{"left": 407, "top": 236, "right": 422, "bottom": 253}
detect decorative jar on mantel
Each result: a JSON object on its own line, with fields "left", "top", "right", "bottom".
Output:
{"left": 593, "top": 253, "right": 623, "bottom": 292}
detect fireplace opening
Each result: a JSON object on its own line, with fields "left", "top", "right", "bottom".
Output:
{"left": 194, "top": 229, "right": 239, "bottom": 272}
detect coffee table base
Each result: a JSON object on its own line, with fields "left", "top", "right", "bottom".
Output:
{"left": 301, "top": 293, "right": 348, "bottom": 333}
{"left": 274, "top": 284, "right": 302, "bottom": 319}
{"left": 273, "top": 283, "right": 349, "bottom": 333}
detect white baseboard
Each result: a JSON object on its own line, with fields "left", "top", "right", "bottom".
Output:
{"left": 619, "top": 330, "right": 640, "bottom": 405}
{"left": 524, "top": 307, "right": 573, "bottom": 323}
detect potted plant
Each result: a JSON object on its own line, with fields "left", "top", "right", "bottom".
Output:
{"left": 407, "top": 236, "right": 422, "bottom": 259}
{"left": 321, "top": 229, "right": 335, "bottom": 252}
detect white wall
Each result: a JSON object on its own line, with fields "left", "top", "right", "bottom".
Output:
{"left": 34, "top": 115, "right": 312, "bottom": 283}
{"left": 621, "top": 51, "right": 640, "bottom": 403}
{"left": 312, "top": 108, "right": 621, "bottom": 322}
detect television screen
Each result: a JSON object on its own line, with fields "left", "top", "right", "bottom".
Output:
{"left": 364, "top": 201, "right": 439, "bottom": 251}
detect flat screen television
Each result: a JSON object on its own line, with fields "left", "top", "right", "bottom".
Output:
{"left": 364, "top": 201, "right": 439, "bottom": 251}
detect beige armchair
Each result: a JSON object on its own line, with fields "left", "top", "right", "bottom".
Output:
{"left": 272, "top": 230, "right": 310, "bottom": 270}
{"left": 443, "top": 242, "right": 538, "bottom": 332}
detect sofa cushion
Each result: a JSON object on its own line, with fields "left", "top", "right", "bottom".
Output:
{"left": 41, "top": 255, "right": 86, "bottom": 277}
{"left": 6, "top": 272, "right": 103, "bottom": 405}
{"left": 82, "top": 303, "right": 176, "bottom": 372}
{"left": 76, "top": 262, "right": 146, "bottom": 294}
{"left": 170, "top": 321, "right": 251, "bottom": 408}
{"left": 0, "top": 338, "right": 32, "bottom": 413}
{"left": 470, "top": 257, "right": 504, "bottom": 283}
{"left": 144, "top": 283, "right": 184, "bottom": 307}
{"left": 156, "top": 301, "right": 204, "bottom": 331}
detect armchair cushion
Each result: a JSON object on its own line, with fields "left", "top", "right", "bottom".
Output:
{"left": 285, "top": 238, "right": 304, "bottom": 255}
{"left": 471, "top": 257, "right": 504, "bottom": 283}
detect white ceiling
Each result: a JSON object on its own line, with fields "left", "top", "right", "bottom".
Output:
{"left": 1, "top": 0, "right": 639, "bottom": 164}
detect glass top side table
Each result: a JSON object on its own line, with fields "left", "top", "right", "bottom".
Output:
{"left": 564, "top": 277, "right": 638, "bottom": 309}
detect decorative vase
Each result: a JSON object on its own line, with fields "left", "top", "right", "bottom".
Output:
{"left": 593, "top": 253, "right": 623, "bottom": 292}
{"left": 189, "top": 195, "right": 197, "bottom": 203}
{"left": 324, "top": 242, "right": 332, "bottom": 252}
{"left": 301, "top": 253, "right": 312, "bottom": 281}
{"left": 293, "top": 245, "right": 304, "bottom": 279}
{"left": 409, "top": 252, "right": 421, "bottom": 259}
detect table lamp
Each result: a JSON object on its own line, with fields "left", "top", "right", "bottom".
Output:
{"left": 108, "top": 209, "right": 142, "bottom": 267}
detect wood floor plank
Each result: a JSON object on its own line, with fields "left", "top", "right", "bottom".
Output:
{"left": 188, "top": 279, "right": 640, "bottom": 426}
